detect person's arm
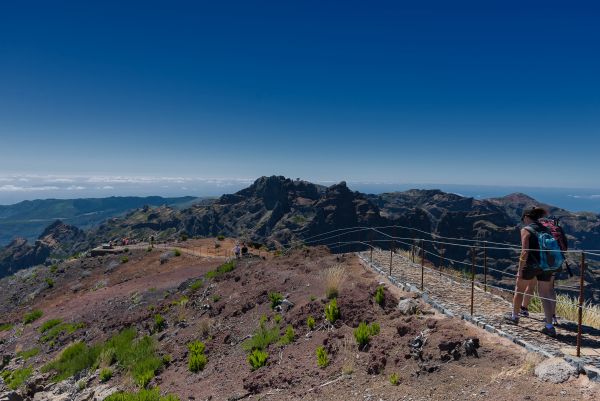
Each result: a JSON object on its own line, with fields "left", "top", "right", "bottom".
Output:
{"left": 518, "top": 228, "right": 530, "bottom": 278}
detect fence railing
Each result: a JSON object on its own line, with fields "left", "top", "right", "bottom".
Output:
{"left": 282, "top": 225, "right": 600, "bottom": 358}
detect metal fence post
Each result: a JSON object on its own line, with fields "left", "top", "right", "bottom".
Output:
{"left": 420, "top": 239, "right": 425, "bottom": 291}
{"left": 577, "top": 251, "right": 585, "bottom": 357}
{"left": 483, "top": 246, "right": 488, "bottom": 293}
{"left": 470, "top": 247, "right": 476, "bottom": 316}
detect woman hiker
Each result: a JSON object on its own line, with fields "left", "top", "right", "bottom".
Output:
{"left": 504, "top": 206, "right": 557, "bottom": 337}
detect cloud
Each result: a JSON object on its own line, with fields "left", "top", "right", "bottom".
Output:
{"left": 568, "top": 194, "right": 600, "bottom": 199}
{"left": 66, "top": 185, "right": 86, "bottom": 190}
{"left": 0, "top": 185, "right": 60, "bottom": 192}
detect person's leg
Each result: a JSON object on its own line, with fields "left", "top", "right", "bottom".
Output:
{"left": 521, "top": 277, "right": 537, "bottom": 313}
{"left": 537, "top": 279, "right": 555, "bottom": 325}
{"left": 513, "top": 277, "right": 531, "bottom": 317}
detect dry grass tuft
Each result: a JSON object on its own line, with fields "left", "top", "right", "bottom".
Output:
{"left": 528, "top": 293, "right": 600, "bottom": 329}
{"left": 322, "top": 264, "right": 346, "bottom": 299}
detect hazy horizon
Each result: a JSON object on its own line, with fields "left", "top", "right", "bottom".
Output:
{"left": 1, "top": 174, "right": 600, "bottom": 213}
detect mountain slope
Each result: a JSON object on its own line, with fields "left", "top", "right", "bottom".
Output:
{"left": 0, "top": 196, "right": 200, "bottom": 246}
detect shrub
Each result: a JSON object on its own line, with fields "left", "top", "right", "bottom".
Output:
{"left": 306, "top": 316, "right": 316, "bottom": 330}
{"left": 49, "top": 264, "right": 58, "bottom": 273}
{"left": 180, "top": 233, "right": 188, "bottom": 241}
{"left": 247, "top": 349, "right": 268, "bottom": 370}
{"left": 121, "top": 256, "right": 129, "bottom": 264}
{"left": 217, "top": 235, "right": 225, "bottom": 241}
{"left": 99, "top": 347, "right": 116, "bottom": 368}
{"left": 211, "top": 295, "right": 220, "bottom": 302}
{"left": 153, "top": 315, "right": 166, "bottom": 333}
{"left": 188, "top": 279, "right": 203, "bottom": 292}
{"left": 325, "top": 299, "right": 340, "bottom": 324}
{"left": 42, "top": 342, "right": 101, "bottom": 382}
{"left": 173, "top": 249, "right": 181, "bottom": 257}
{"left": 40, "top": 322, "right": 85, "bottom": 343}
{"left": 104, "top": 388, "right": 180, "bottom": 401}
{"left": 39, "top": 318, "right": 62, "bottom": 333}
{"left": 309, "top": 295, "right": 316, "bottom": 301}
{"left": 374, "top": 286, "right": 385, "bottom": 306}
{"left": 17, "top": 347, "right": 40, "bottom": 360}
{"left": 205, "top": 260, "right": 236, "bottom": 279}
{"left": 100, "top": 367, "right": 112, "bottom": 382}
{"left": 268, "top": 292, "right": 283, "bottom": 310}
{"left": 23, "top": 310, "right": 43, "bottom": 324}
{"left": 322, "top": 265, "right": 345, "bottom": 299}
{"left": 278, "top": 325, "right": 295, "bottom": 345}
{"left": 187, "top": 341, "right": 207, "bottom": 373}
{"left": 0, "top": 323, "right": 14, "bottom": 332}
{"left": 274, "top": 314, "right": 282, "bottom": 324}
{"left": 389, "top": 372, "right": 400, "bottom": 386}
{"left": 124, "top": 248, "right": 130, "bottom": 253}
{"left": 1, "top": 367, "right": 32, "bottom": 390}
{"left": 107, "top": 329, "right": 163, "bottom": 388}
{"left": 242, "top": 320, "right": 280, "bottom": 352}
{"left": 146, "top": 246, "right": 153, "bottom": 252}
{"left": 316, "top": 346, "right": 329, "bottom": 368}
{"left": 353, "top": 322, "right": 380, "bottom": 349}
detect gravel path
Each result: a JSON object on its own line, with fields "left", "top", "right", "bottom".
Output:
{"left": 361, "top": 248, "right": 600, "bottom": 374}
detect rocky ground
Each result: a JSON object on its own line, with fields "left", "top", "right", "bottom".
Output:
{"left": 0, "top": 239, "right": 598, "bottom": 400}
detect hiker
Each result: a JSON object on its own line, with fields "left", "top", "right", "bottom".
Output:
{"left": 504, "top": 206, "right": 558, "bottom": 337}
{"left": 234, "top": 243, "right": 241, "bottom": 259}
{"left": 241, "top": 243, "right": 248, "bottom": 257}
{"left": 520, "top": 215, "right": 569, "bottom": 325}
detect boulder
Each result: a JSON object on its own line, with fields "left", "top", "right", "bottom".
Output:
{"left": 397, "top": 298, "right": 419, "bottom": 315}
{"left": 534, "top": 357, "right": 578, "bottom": 383}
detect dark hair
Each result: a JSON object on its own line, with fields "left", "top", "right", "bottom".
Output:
{"left": 521, "top": 206, "right": 547, "bottom": 222}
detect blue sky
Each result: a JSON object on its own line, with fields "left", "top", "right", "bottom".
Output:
{"left": 1, "top": 1, "right": 599, "bottom": 195}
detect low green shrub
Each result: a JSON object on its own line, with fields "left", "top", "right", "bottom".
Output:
{"left": 211, "top": 295, "right": 220, "bottom": 302}
{"left": 325, "top": 299, "right": 340, "bottom": 324}
{"left": 0, "top": 323, "right": 14, "bottom": 332}
{"left": 100, "top": 367, "right": 112, "bottom": 382}
{"left": 188, "top": 279, "right": 203, "bottom": 292}
{"left": 268, "top": 292, "right": 283, "bottom": 309}
{"left": 217, "top": 235, "right": 225, "bottom": 241}
{"left": 242, "top": 320, "right": 280, "bottom": 352}
{"left": 45, "top": 278, "right": 55, "bottom": 288}
{"left": 173, "top": 249, "right": 181, "bottom": 257}
{"left": 374, "top": 286, "right": 385, "bottom": 306}
{"left": 153, "top": 315, "right": 166, "bottom": 333}
{"left": 306, "top": 316, "right": 316, "bottom": 330}
{"left": 23, "top": 310, "right": 43, "bottom": 324}
{"left": 42, "top": 342, "right": 101, "bottom": 382}
{"left": 1, "top": 367, "right": 32, "bottom": 390}
{"left": 16, "top": 347, "right": 40, "bottom": 360}
{"left": 121, "top": 256, "right": 129, "bottom": 264}
{"left": 273, "top": 314, "right": 282, "bottom": 324}
{"left": 353, "top": 322, "right": 380, "bottom": 349}
{"left": 49, "top": 264, "right": 59, "bottom": 273}
{"left": 205, "top": 260, "right": 236, "bottom": 279}
{"left": 40, "top": 322, "right": 84, "bottom": 343}
{"left": 389, "top": 372, "right": 400, "bottom": 386}
{"left": 247, "top": 349, "right": 268, "bottom": 370}
{"left": 278, "top": 325, "right": 295, "bottom": 345}
{"left": 104, "top": 388, "right": 180, "bottom": 401}
{"left": 187, "top": 341, "right": 207, "bottom": 373}
{"left": 39, "top": 318, "right": 62, "bottom": 333}
{"left": 316, "top": 346, "right": 329, "bottom": 368}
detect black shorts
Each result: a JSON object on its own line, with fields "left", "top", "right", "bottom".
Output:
{"left": 522, "top": 268, "right": 553, "bottom": 282}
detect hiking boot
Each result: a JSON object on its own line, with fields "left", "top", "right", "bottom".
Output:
{"left": 541, "top": 326, "right": 557, "bottom": 338}
{"left": 519, "top": 307, "right": 529, "bottom": 318}
{"left": 503, "top": 312, "right": 519, "bottom": 325}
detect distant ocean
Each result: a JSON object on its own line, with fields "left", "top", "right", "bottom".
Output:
{"left": 348, "top": 183, "right": 600, "bottom": 214}
{"left": 1, "top": 176, "right": 599, "bottom": 214}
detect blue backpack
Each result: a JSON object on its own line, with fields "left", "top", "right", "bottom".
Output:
{"left": 525, "top": 225, "right": 565, "bottom": 272}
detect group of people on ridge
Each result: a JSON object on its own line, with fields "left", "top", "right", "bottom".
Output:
{"left": 504, "top": 206, "right": 570, "bottom": 338}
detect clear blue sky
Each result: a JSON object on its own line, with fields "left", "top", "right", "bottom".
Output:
{"left": 1, "top": 0, "right": 599, "bottom": 188}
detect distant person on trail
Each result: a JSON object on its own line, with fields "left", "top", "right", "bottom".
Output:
{"left": 241, "top": 243, "right": 248, "bottom": 257}
{"left": 504, "top": 206, "right": 558, "bottom": 337}
{"left": 234, "top": 243, "right": 241, "bottom": 259}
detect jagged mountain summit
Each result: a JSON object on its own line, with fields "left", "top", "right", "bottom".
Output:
{"left": 1, "top": 175, "right": 599, "bottom": 279}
